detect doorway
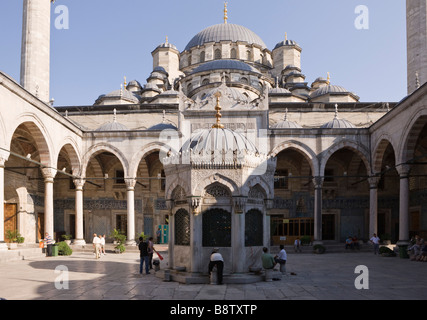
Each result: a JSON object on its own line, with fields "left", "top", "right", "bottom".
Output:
{"left": 4, "top": 204, "right": 17, "bottom": 241}
{"left": 37, "top": 212, "right": 44, "bottom": 241}
{"left": 322, "top": 214, "right": 335, "bottom": 240}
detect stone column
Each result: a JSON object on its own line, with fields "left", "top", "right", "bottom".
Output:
{"left": 313, "top": 176, "right": 323, "bottom": 244}
{"left": 0, "top": 158, "right": 8, "bottom": 251}
{"left": 368, "top": 176, "right": 380, "bottom": 239}
{"left": 41, "top": 168, "right": 55, "bottom": 240}
{"left": 125, "top": 178, "right": 136, "bottom": 245}
{"left": 232, "top": 209, "right": 245, "bottom": 273}
{"left": 73, "top": 178, "right": 86, "bottom": 245}
{"left": 397, "top": 165, "right": 411, "bottom": 245}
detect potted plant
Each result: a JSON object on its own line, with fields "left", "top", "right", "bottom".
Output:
{"left": 57, "top": 241, "right": 73, "bottom": 256}
{"left": 61, "top": 234, "right": 72, "bottom": 245}
{"left": 313, "top": 244, "right": 326, "bottom": 254}
{"left": 111, "top": 228, "right": 126, "bottom": 253}
{"left": 5, "top": 230, "right": 20, "bottom": 249}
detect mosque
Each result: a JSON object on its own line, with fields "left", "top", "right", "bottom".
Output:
{"left": 0, "top": 1, "right": 426, "bottom": 278}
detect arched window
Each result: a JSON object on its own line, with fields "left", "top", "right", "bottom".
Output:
{"left": 230, "top": 48, "right": 237, "bottom": 59}
{"left": 245, "top": 209, "right": 263, "bottom": 246}
{"left": 187, "top": 55, "right": 192, "bottom": 67}
{"left": 200, "top": 51, "right": 205, "bottom": 63}
{"left": 240, "top": 77, "right": 249, "bottom": 85}
{"left": 214, "top": 49, "right": 222, "bottom": 60}
{"left": 202, "top": 78, "right": 210, "bottom": 86}
{"left": 246, "top": 50, "right": 252, "bottom": 61}
{"left": 175, "top": 209, "right": 190, "bottom": 246}
{"left": 202, "top": 208, "right": 231, "bottom": 247}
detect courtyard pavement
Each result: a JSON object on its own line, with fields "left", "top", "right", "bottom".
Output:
{"left": 0, "top": 245, "right": 426, "bottom": 303}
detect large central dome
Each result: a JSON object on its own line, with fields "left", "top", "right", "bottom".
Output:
{"left": 184, "top": 23, "right": 267, "bottom": 51}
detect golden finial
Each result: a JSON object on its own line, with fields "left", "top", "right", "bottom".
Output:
{"left": 326, "top": 72, "right": 330, "bottom": 85}
{"left": 124, "top": 76, "right": 127, "bottom": 87}
{"left": 285, "top": 32, "right": 287, "bottom": 41}
{"left": 165, "top": 35, "right": 168, "bottom": 45}
{"left": 224, "top": 2, "right": 228, "bottom": 24}
{"left": 212, "top": 92, "right": 224, "bottom": 129}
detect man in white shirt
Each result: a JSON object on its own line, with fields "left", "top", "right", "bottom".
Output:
{"left": 92, "top": 233, "right": 101, "bottom": 259}
{"left": 274, "top": 245, "right": 287, "bottom": 274}
{"left": 370, "top": 233, "right": 380, "bottom": 255}
{"left": 209, "top": 248, "right": 224, "bottom": 285}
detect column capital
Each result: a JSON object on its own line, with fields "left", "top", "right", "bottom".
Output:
{"left": 41, "top": 167, "right": 56, "bottom": 182}
{"left": 125, "top": 178, "right": 136, "bottom": 190}
{"left": 312, "top": 176, "right": 324, "bottom": 188}
{"left": 368, "top": 175, "right": 380, "bottom": 189}
{"left": 73, "top": 178, "right": 85, "bottom": 189}
{"left": 396, "top": 164, "right": 411, "bottom": 177}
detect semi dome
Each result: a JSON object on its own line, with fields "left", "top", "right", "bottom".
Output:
{"left": 191, "top": 59, "right": 260, "bottom": 74}
{"left": 181, "top": 127, "right": 258, "bottom": 153}
{"left": 202, "top": 86, "right": 250, "bottom": 102}
{"left": 184, "top": 23, "right": 267, "bottom": 51}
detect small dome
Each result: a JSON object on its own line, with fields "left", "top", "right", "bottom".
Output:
{"left": 310, "top": 85, "right": 350, "bottom": 99}
{"left": 181, "top": 127, "right": 258, "bottom": 153}
{"left": 185, "top": 23, "right": 266, "bottom": 51}
{"left": 143, "top": 83, "right": 161, "bottom": 92}
{"left": 96, "top": 110, "right": 129, "bottom": 131}
{"left": 127, "top": 80, "right": 142, "bottom": 89}
{"left": 156, "top": 42, "right": 177, "bottom": 50}
{"left": 321, "top": 118, "right": 355, "bottom": 129}
{"left": 274, "top": 39, "right": 299, "bottom": 50}
{"left": 96, "top": 88, "right": 139, "bottom": 104}
{"left": 148, "top": 123, "right": 177, "bottom": 130}
{"left": 191, "top": 59, "right": 260, "bottom": 75}
{"left": 321, "top": 105, "right": 355, "bottom": 129}
{"left": 271, "top": 109, "right": 302, "bottom": 128}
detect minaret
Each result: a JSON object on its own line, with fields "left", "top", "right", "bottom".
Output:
{"left": 20, "top": 0, "right": 52, "bottom": 103}
{"left": 406, "top": 0, "right": 427, "bottom": 94}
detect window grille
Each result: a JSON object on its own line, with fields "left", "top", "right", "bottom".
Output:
{"left": 202, "top": 208, "right": 231, "bottom": 247}
{"left": 245, "top": 209, "right": 263, "bottom": 246}
{"left": 175, "top": 208, "right": 190, "bottom": 246}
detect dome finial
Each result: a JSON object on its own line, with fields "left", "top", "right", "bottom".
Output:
{"left": 113, "top": 108, "right": 117, "bottom": 122}
{"left": 285, "top": 32, "right": 287, "bottom": 41}
{"left": 212, "top": 92, "right": 225, "bottom": 129}
{"left": 224, "top": 2, "right": 228, "bottom": 24}
{"left": 326, "top": 72, "right": 330, "bottom": 85}
{"left": 284, "top": 108, "right": 288, "bottom": 121}
{"left": 334, "top": 104, "right": 339, "bottom": 119}
{"left": 124, "top": 76, "right": 127, "bottom": 87}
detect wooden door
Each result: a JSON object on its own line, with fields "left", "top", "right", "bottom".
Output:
{"left": 37, "top": 212, "right": 44, "bottom": 241}
{"left": 322, "top": 214, "right": 335, "bottom": 240}
{"left": 4, "top": 204, "right": 17, "bottom": 241}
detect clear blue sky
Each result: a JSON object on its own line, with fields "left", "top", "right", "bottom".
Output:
{"left": 0, "top": 0, "right": 407, "bottom": 106}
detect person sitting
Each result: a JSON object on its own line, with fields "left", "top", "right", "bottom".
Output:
{"left": 345, "top": 236, "right": 354, "bottom": 250}
{"left": 352, "top": 236, "right": 360, "bottom": 250}
{"left": 274, "top": 245, "right": 287, "bottom": 274}
{"left": 261, "top": 247, "right": 276, "bottom": 270}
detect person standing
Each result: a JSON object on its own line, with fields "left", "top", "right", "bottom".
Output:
{"left": 148, "top": 237, "right": 154, "bottom": 269}
{"left": 370, "top": 233, "right": 380, "bottom": 255}
{"left": 92, "top": 233, "right": 101, "bottom": 259}
{"left": 294, "top": 238, "right": 302, "bottom": 252}
{"left": 100, "top": 234, "right": 106, "bottom": 256}
{"left": 138, "top": 237, "right": 150, "bottom": 274}
{"left": 156, "top": 227, "right": 161, "bottom": 244}
{"left": 44, "top": 232, "right": 53, "bottom": 257}
{"left": 208, "top": 248, "right": 224, "bottom": 285}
